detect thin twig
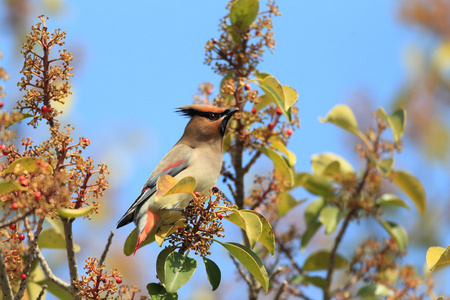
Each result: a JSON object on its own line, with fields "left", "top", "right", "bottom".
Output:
{"left": 99, "top": 231, "right": 114, "bottom": 266}
{"left": 243, "top": 150, "right": 262, "bottom": 174}
{"left": 274, "top": 280, "right": 287, "bottom": 300}
{"left": 36, "top": 284, "right": 48, "bottom": 300}
{"left": 35, "top": 246, "right": 71, "bottom": 291}
{"left": 324, "top": 157, "right": 372, "bottom": 300}
{"left": 0, "top": 211, "right": 34, "bottom": 229}
{"left": 0, "top": 250, "right": 14, "bottom": 300}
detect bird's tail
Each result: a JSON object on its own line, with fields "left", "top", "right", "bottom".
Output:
{"left": 134, "top": 210, "right": 160, "bottom": 254}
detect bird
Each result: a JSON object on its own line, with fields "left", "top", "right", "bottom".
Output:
{"left": 116, "top": 104, "right": 238, "bottom": 253}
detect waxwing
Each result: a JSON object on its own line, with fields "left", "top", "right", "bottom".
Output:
{"left": 117, "top": 105, "right": 238, "bottom": 253}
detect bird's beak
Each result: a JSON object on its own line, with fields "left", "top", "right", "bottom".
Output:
{"left": 220, "top": 108, "right": 239, "bottom": 136}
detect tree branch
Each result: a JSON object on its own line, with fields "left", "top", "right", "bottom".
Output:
{"left": 62, "top": 218, "right": 80, "bottom": 300}
{"left": 35, "top": 246, "right": 72, "bottom": 291}
{"left": 0, "top": 211, "right": 34, "bottom": 229}
{"left": 243, "top": 150, "right": 262, "bottom": 174}
{"left": 0, "top": 250, "right": 14, "bottom": 300}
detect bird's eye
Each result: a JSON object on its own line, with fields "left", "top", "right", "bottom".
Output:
{"left": 208, "top": 113, "right": 217, "bottom": 120}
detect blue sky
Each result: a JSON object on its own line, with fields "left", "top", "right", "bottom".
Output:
{"left": 2, "top": 1, "right": 447, "bottom": 299}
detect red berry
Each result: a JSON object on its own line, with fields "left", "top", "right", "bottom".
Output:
{"left": 177, "top": 226, "right": 183, "bottom": 231}
{"left": 255, "top": 31, "right": 260, "bottom": 36}
{"left": 48, "top": 107, "right": 53, "bottom": 112}
{"left": 286, "top": 128, "right": 293, "bottom": 136}
{"left": 101, "top": 277, "right": 107, "bottom": 283}
{"left": 20, "top": 274, "right": 27, "bottom": 280}
{"left": 19, "top": 175, "right": 25, "bottom": 182}
{"left": 34, "top": 191, "right": 42, "bottom": 199}
{"left": 42, "top": 105, "right": 48, "bottom": 113}
{"left": 116, "top": 278, "right": 122, "bottom": 284}
{"left": 276, "top": 108, "right": 282, "bottom": 115}
{"left": 83, "top": 138, "right": 91, "bottom": 146}
{"left": 268, "top": 123, "right": 275, "bottom": 130}
{"left": 194, "top": 192, "right": 200, "bottom": 197}
{"left": 9, "top": 223, "right": 16, "bottom": 230}
{"left": 0, "top": 144, "right": 5, "bottom": 150}
{"left": 18, "top": 234, "right": 25, "bottom": 241}
{"left": 11, "top": 203, "right": 18, "bottom": 210}
{"left": 228, "top": 52, "right": 233, "bottom": 57}
{"left": 2, "top": 150, "right": 8, "bottom": 156}
{"left": 0, "top": 101, "right": 3, "bottom": 108}
{"left": 251, "top": 108, "right": 257, "bottom": 114}
{"left": 213, "top": 38, "right": 218, "bottom": 43}
{"left": 217, "top": 213, "right": 223, "bottom": 220}
{"left": 19, "top": 176, "right": 28, "bottom": 187}
{"left": 212, "top": 186, "right": 219, "bottom": 193}
{"left": 245, "top": 84, "right": 251, "bottom": 91}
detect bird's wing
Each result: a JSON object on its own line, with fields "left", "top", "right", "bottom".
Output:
{"left": 116, "top": 144, "right": 193, "bottom": 228}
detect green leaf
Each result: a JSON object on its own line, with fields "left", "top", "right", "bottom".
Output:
{"left": 378, "top": 107, "right": 406, "bottom": 144}
{"left": 1, "top": 157, "right": 53, "bottom": 176}
{"left": 45, "top": 217, "right": 64, "bottom": 234}
{"left": 301, "top": 220, "right": 321, "bottom": 252}
{"left": 319, "top": 104, "right": 359, "bottom": 134}
{"left": 253, "top": 94, "right": 272, "bottom": 111}
{"left": 311, "top": 152, "right": 354, "bottom": 176}
{"left": 0, "top": 181, "right": 26, "bottom": 193}
{"left": 376, "top": 194, "right": 410, "bottom": 210}
{"left": 291, "top": 275, "right": 326, "bottom": 290}
{"left": 281, "top": 84, "right": 298, "bottom": 111}
{"left": 295, "top": 173, "right": 333, "bottom": 196}
{"left": 203, "top": 257, "right": 221, "bottom": 291}
{"left": 277, "top": 191, "right": 305, "bottom": 217}
{"left": 303, "top": 250, "right": 347, "bottom": 271}
{"left": 304, "top": 197, "right": 326, "bottom": 225}
{"left": 388, "top": 109, "right": 406, "bottom": 144}
{"left": 426, "top": 246, "right": 450, "bottom": 271}
{"left": 269, "top": 136, "right": 296, "bottom": 166}
{"left": 392, "top": 170, "right": 426, "bottom": 214}
{"left": 217, "top": 241, "right": 269, "bottom": 293}
{"left": 5, "top": 113, "right": 34, "bottom": 128}
{"left": 242, "top": 210, "right": 275, "bottom": 255}
{"left": 319, "top": 104, "right": 370, "bottom": 149}
{"left": 230, "top": 0, "right": 259, "bottom": 31}
{"left": 156, "top": 247, "right": 175, "bottom": 285}
{"left": 435, "top": 297, "right": 445, "bottom": 300}
{"left": 377, "top": 219, "right": 408, "bottom": 252}
{"left": 357, "top": 284, "right": 394, "bottom": 297}
{"left": 156, "top": 175, "right": 196, "bottom": 202}
{"left": 38, "top": 228, "right": 80, "bottom": 252}
{"left": 147, "top": 283, "right": 178, "bottom": 300}
{"left": 377, "top": 158, "right": 394, "bottom": 177}
{"left": 57, "top": 205, "right": 94, "bottom": 218}
{"left": 123, "top": 228, "right": 156, "bottom": 256}
{"left": 164, "top": 252, "right": 197, "bottom": 293}
{"left": 319, "top": 206, "right": 344, "bottom": 234}
{"left": 255, "top": 75, "right": 292, "bottom": 121}
{"left": 259, "top": 147, "right": 294, "bottom": 186}
{"left": 225, "top": 209, "right": 262, "bottom": 249}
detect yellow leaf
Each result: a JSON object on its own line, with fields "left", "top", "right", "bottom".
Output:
{"left": 426, "top": 246, "right": 450, "bottom": 271}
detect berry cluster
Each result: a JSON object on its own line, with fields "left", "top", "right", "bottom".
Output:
{"left": 166, "top": 186, "right": 232, "bottom": 256}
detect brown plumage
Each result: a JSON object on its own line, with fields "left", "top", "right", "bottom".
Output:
{"left": 117, "top": 104, "right": 238, "bottom": 253}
